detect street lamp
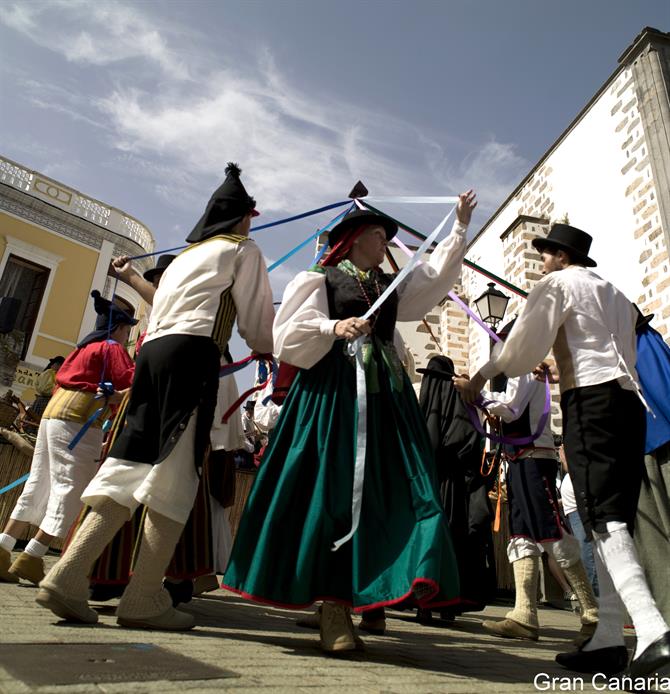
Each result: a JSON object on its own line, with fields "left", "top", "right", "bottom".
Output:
{"left": 474, "top": 282, "right": 510, "bottom": 332}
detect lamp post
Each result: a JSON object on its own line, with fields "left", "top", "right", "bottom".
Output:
{"left": 474, "top": 282, "right": 510, "bottom": 333}
{"left": 474, "top": 282, "right": 510, "bottom": 392}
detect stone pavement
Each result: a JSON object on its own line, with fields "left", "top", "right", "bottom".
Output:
{"left": 0, "top": 561, "right": 634, "bottom": 694}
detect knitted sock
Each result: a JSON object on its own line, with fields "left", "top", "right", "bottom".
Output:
{"left": 42, "top": 498, "right": 129, "bottom": 602}
{"left": 562, "top": 560, "right": 599, "bottom": 625}
{"left": 582, "top": 546, "right": 625, "bottom": 651}
{"left": 0, "top": 533, "right": 16, "bottom": 553}
{"left": 506, "top": 555, "right": 540, "bottom": 628}
{"left": 25, "top": 539, "right": 49, "bottom": 558}
{"left": 594, "top": 527, "right": 668, "bottom": 658}
{"left": 117, "top": 509, "right": 185, "bottom": 620}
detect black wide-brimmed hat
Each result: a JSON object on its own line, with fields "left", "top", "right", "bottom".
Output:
{"left": 634, "top": 304, "right": 655, "bottom": 333}
{"left": 328, "top": 208, "right": 398, "bottom": 248}
{"left": 416, "top": 355, "right": 456, "bottom": 380}
{"left": 532, "top": 223, "right": 597, "bottom": 267}
{"left": 186, "top": 163, "right": 259, "bottom": 244}
{"left": 143, "top": 254, "right": 176, "bottom": 282}
{"left": 77, "top": 290, "right": 138, "bottom": 347}
{"left": 244, "top": 400, "right": 256, "bottom": 411}
{"left": 46, "top": 355, "right": 65, "bottom": 369}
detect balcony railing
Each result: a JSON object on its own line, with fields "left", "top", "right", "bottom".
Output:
{"left": 0, "top": 155, "right": 155, "bottom": 253}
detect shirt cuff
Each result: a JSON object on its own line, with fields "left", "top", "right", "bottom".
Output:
{"left": 479, "top": 359, "right": 499, "bottom": 380}
{"left": 453, "top": 220, "right": 468, "bottom": 235}
{"left": 319, "top": 319, "right": 338, "bottom": 336}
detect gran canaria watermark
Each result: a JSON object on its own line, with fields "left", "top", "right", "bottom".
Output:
{"left": 533, "top": 672, "right": 670, "bottom": 691}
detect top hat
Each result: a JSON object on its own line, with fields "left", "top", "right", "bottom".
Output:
{"left": 244, "top": 400, "right": 256, "bottom": 411}
{"left": 143, "top": 254, "right": 176, "bottom": 282}
{"left": 532, "top": 224, "right": 597, "bottom": 267}
{"left": 78, "top": 290, "right": 138, "bottom": 347}
{"left": 186, "top": 163, "right": 259, "bottom": 244}
{"left": 328, "top": 208, "right": 398, "bottom": 248}
{"left": 416, "top": 355, "right": 456, "bottom": 380}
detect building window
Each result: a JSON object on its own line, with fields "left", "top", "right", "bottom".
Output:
{"left": 0, "top": 254, "right": 50, "bottom": 359}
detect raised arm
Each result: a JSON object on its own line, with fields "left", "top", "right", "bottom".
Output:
{"left": 396, "top": 190, "right": 476, "bottom": 321}
{"left": 231, "top": 242, "right": 275, "bottom": 355}
{"left": 111, "top": 256, "right": 156, "bottom": 305}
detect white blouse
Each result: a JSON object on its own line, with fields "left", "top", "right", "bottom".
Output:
{"left": 273, "top": 219, "right": 468, "bottom": 369}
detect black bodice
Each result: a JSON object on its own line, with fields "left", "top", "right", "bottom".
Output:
{"left": 324, "top": 267, "right": 398, "bottom": 343}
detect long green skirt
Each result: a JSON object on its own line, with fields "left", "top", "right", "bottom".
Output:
{"left": 223, "top": 343, "right": 460, "bottom": 612}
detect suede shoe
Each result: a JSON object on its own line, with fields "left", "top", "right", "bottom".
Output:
{"left": 8, "top": 552, "right": 45, "bottom": 585}
{"left": 555, "top": 644, "right": 628, "bottom": 675}
{"left": 320, "top": 603, "right": 356, "bottom": 653}
{"left": 482, "top": 617, "right": 539, "bottom": 641}
{"left": 35, "top": 586, "right": 99, "bottom": 624}
{"left": 117, "top": 607, "right": 195, "bottom": 631}
{"left": 629, "top": 631, "right": 670, "bottom": 679}
{"left": 0, "top": 547, "right": 19, "bottom": 583}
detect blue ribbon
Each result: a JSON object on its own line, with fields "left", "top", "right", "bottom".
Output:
{"left": 0, "top": 473, "right": 30, "bottom": 496}
{"left": 67, "top": 406, "right": 105, "bottom": 451}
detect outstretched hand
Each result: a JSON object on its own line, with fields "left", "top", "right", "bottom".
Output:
{"left": 452, "top": 371, "right": 486, "bottom": 404}
{"left": 456, "top": 190, "right": 477, "bottom": 226}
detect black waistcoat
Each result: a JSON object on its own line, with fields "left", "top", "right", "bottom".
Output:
{"left": 324, "top": 267, "right": 397, "bottom": 342}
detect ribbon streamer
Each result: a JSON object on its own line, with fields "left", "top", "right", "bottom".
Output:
{"left": 0, "top": 473, "right": 30, "bottom": 496}
{"left": 466, "top": 375, "right": 552, "bottom": 446}
{"left": 332, "top": 200, "right": 458, "bottom": 551}
{"left": 363, "top": 195, "right": 459, "bottom": 204}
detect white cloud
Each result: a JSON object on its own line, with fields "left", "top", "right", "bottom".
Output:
{"left": 0, "top": 0, "right": 189, "bottom": 78}
{"left": 2, "top": 0, "right": 529, "bottom": 229}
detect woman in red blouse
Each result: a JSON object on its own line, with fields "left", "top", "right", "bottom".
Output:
{"left": 0, "top": 291, "right": 137, "bottom": 585}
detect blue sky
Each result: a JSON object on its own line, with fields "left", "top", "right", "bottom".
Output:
{"left": 0, "top": 0, "right": 668, "bottom": 369}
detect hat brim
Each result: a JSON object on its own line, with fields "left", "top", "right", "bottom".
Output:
{"left": 329, "top": 211, "right": 398, "bottom": 248}
{"left": 636, "top": 313, "right": 655, "bottom": 332}
{"left": 143, "top": 267, "right": 164, "bottom": 282}
{"left": 532, "top": 238, "right": 597, "bottom": 267}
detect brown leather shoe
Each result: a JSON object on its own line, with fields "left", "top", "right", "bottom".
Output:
{"left": 8, "top": 552, "right": 45, "bottom": 585}
{"left": 482, "top": 617, "right": 539, "bottom": 641}
{"left": 0, "top": 547, "right": 19, "bottom": 583}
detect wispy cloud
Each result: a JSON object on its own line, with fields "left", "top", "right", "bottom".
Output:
{"left": 2, "top": 0, "right": 529, "bottom": 228}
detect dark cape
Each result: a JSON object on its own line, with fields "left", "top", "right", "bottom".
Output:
{"left": 419, "top": 356, "right": 496, "bottom": 612}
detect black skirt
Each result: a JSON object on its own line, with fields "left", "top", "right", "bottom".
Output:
{"left": 108, "top": 334, "right": 220, "bottom": 469}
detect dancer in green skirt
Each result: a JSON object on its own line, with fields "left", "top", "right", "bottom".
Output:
{"left": 224, "top": 190, "right": 477, "bottom": 652}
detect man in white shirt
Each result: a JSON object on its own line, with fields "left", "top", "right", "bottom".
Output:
{"left": 461, "top": 319, "right": 598, "bottom": 645}
{"left": 37, "top": 163, "right": 274, "bottom": 631}
{"left": 455, "top": 224, "right": 670, "bottom": 678}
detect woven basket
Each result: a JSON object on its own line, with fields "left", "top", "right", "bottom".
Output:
{"left": 0, "top": 401, "right": 19, "bottom": 428}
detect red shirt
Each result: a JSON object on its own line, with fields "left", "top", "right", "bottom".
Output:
{"left": 56, "top": 340, "right": 135, "bottom": 393}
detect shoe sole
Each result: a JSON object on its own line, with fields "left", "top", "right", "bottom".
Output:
{"left": 9, "top": 568, "right": 43, "bottom": 586}
{"left": 482, "top": 622, "right": 539, "bottom": 641}
{"left": 0, "top": 572, "right": 20, "bottom": 584}
{"left": 321, "top": 641, "right": 357, "bottom": 653}
{"left": 35, "top": 588, "right": 98, "bottom": 624}
{"left": 116, "top": 617, "right": 195, "bottom": 631}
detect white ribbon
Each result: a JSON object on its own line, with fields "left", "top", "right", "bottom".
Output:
{"left": 331, "top": 200, "right": 458, "bottom": 551}
{"left": 362, "top": 195, "right": 459, "bottom": 204}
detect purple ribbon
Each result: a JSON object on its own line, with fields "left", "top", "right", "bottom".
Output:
{"left": 466, "top": 375, "right": 552, "bottom": 446}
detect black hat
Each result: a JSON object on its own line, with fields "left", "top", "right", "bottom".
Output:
{"left": 46, "top": 356, "right": 65, "bottom": 369}
{"left": 416, "top": 355, "right": 455, "bottom": 380}
{"left": 328, "top": 208, "right": 398, "bottom": 248}
{"left": 186, "top": 163, "right": 259, "bottom": 244}
{"left": 244, "top": 400, "right": 256, "bottom": 411}
{"left": 634, "top": 304, "right": 655, "bottom": 333}
{"left": 143, "top": 254, "right": 176, "bottom": 282}
{"left": 531, "top": 224, "right": 597, "bottom": 267}
{"left": 496, "top": 317, "right": 517, "bottom": 340}
{"left": 77, "top": 290, "right": 138, "bottom": 347}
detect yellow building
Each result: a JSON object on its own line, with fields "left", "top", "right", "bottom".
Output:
{"left": 0, "top": 154, "right": 155, "bottom": 401}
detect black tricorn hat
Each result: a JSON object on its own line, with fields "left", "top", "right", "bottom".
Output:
{"left": 77, "top": 290, "right": 138, "bottom": 347}
{"left": 328, "top": 208, "right": 398, "bottom": 248}
{"left": 416, "top": 355, "right": 456, "bottom": 380}
{"left": 143, "top": 254, "right": 176, "bottom": 282}
{"left": 186, "top": 163, "right": 259, "bottom": 244}
{"left": 532, "top": 223, "right": 597, "bottom": 267}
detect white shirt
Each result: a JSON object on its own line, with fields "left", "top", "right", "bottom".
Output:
{"left": 560, "top": 473, "right": 577, "bottom": 516}
{"left": 482, "top": 372, "right": 555, "bottom": 452}
{"left": 273, "top": 219, "right": 468, "bottom": 369}
{"left": 145, "top": 236, "right": 274, "bottom": 355}
{"left": 479, "top": 265, "right": 638, "bottom": 394}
